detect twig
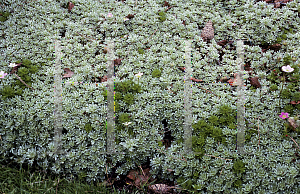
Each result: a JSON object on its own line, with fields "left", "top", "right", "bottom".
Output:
{"left": 177, "top": 151, "right": 188, "bottom": 164}
{"left": 287, "top": 135, "right": 300, "bottom": 151}
{"left": 128, "top": 181, "right": 142, "bottom": 191}
{"left": 195, "top": 85, "right": 221, "bottom": 99}
{"left": 105, "top": 164, "right": 108, "bottom": 180}
{"left": 158, "top": 128, "right": 171, "bottom": 135}
{"left": 165, "top": 6, "right": 174, "bottom": 12}
{"left": 219, "top": 163, "right": 230, "bottom": 177}
{"left": 166, "top": 84, "right": 177, "bottom": 95}
{"left": 43, "top": 187, "right": 53, "bottom": 194}
{"left": 138, "top": 165, "right": 145, "bottom": 177}
{"left": 75, "top": 31, "right": 97, "bottom": 42}
{"left": 141, "top": 20, "right": 149, "bottom": 27}
{"left": 167, "top": 88, "right": 176, "bottom": 95}
{"left": 56, "top": 178, "right": 59, "bottom": 194}
{"left": 145, "top": 29, "right": 158, "bottom": 45}
{"left": 14, "top": 73, "right": 35, "bottom": 90}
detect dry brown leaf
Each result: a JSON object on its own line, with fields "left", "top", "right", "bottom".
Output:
{"left": 190, "top": 77, "right": 203, "bottom": 83}
{"left": 126, "top": 14, "right": 135, "bottom": 19}
{"left": 126, "top": 167, "right": 155, "bottom": 191}
{"left": 103, "top": 46, "right": 109, "bottom": 54}
{"left": 68, "top": 2, "right": 74, "bottom": 11}
{"left": 248, "top": 77, "right": 261, "bottom": 88}
{"left": 62, "top": 68, "right": 74, "bottom": 78}
{"left": 126, "top": 169, "right": 139, "bottom": 180}
{"left": 178, "top": 67, "right": 185, "bottom": 72}
{"left": 217, "top": 40, "right": 228, "bottom": 47}
{"left": 164, "top": 1, "right": 170, "bottom": 7}
{"left": 269, "top": 43, "right": 281, "bottom": 51}
{"left": 288, "top": 116, "right": 300, "bottom": 130}
{"left": 101, "top": 75, "right": 108, "bottom": 82}
{"left": 290, "top": 101, "right": 300, "bottom": 105}
{"left": 114, "top": 59, "right": 122, "bottom": 66}
{"left": 218, "top": 76, "right": 230, "bottom": 83}
{"left": 133, "top": 174, "right": 148, "bottom": 188}
{"left": 274, "top": 2, "right": 281, "bottom": 8}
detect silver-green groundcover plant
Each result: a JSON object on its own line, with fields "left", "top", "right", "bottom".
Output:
{"left": 1, "top": 0, "right": 300, "bottom": 193}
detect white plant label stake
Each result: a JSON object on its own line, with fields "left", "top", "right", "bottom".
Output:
{"left": 236, "top": 40, "right": 245, "bottom": 154}
{"left": 184, "top": 40, "right": 193, "bottom": 154}
{"left": 106, "top": 40, "right": 116, "bottom": 154}
{"left": 53, "top": 40, "right": 63, "bottom": 156}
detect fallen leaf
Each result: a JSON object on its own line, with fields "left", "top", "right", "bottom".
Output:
{"left": 290, "top": 101, "right": 300, "bottom": 105}
{"left": 248, "top": 77, "right": 261, "bottom": 88}
{"left": 63, "top": 68, "right": 74, "bottom": 78}
{"left": 178, "top": 67, "right": 185, "bottom": 72}
{"left": 103, "top": 46, "right": 108, "bottom": 54}
{"left": 164, "top": 1, "right": 170, "bottom": 7}
{"left": 244, "top": 62, "right": 253, "bottom": 72}
{"left": 268, "top": 43, "right": 281, "bottom": 51}
{"left": 217, "top": 40, "right": 228, "bottom": 47}
{"left": 68, "top": 2, "right": 74, "bottom": 11}
{"left": 114, "top": 59, "right": 122, "bottom": 66}
{"left": 190, "top": 77, "right": 203, "bottom": 83}
{"left": 127, "top": 169, "right": 139, "bottom": 180}
{"left": 126, "top": 14, "right": 135, "bottom": 19}
{"left": 274, "top": 2, "right": 281, "bottom": 8}
{"left": 218, "top": 76, "right": 230, "bottom": 83}
{"left": 288, "top": 116, "right": 300, "bottom": 130}
{"left": 101, "top": 75, "right": 108, "bottom": 82}
{"left": 126, "top": 167, "right": 155, "bottom": 191}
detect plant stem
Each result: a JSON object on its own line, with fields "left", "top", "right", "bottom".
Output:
{"left": 14, "top": 73, "right": 34, "bottom": 91}
{"left": 279, "top": 72, "right": 285, "bottom": 113}
{"left": 287, "top": 135, "right": 300, "bottom": 151}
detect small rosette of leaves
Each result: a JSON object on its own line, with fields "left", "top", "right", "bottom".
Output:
{"left": 158, "top": 11, "right": 166, "bottom": 22}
